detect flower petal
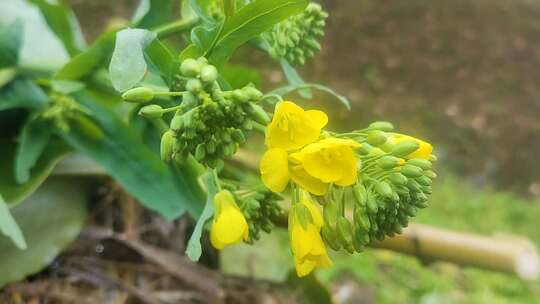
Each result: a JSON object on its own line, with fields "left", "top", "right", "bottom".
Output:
{"left": 290, "top": 165, "right": 328, "bottom": 196}
{"left": 260, "top": 148, "right": 290, "bottom": 193}
{"left": 305, "top": 110, "right": 328, "bottom": 129}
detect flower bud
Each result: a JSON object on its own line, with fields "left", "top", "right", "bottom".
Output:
{"left": 195, "top": 143, "right": 206, "bottom": 160}
{"left": 367, "top": 130, "right": 387, "bottom": 146}
{"left": 375, "top": 181, "right": 394, "bottom": 200}
{"left": 180, "top": 58, "right": 201, "bottom": 77}
{"left": 242, "top": 86, "right": 263, "bottom": 101}
{"left": 391, "top": 141, "right": 420, "bottom": 158}
{"left": 353, "top": 230, "right": 369, "bottom": 252}
{"left": 245, "top": 103, "right": 270, "bottom": 125}
{"left": 416, "top": 176, "right": 433, "bottom": 187}
{"left": 139, "top": 105, "right": 163, "bottom": 118}
{"left": 323, "top": 200, "right": 340, "bottom": 228}
{"left": 377, "top": 156, "right": 404, "bottom": 170}
{"left": 388, "top": 173, "right": 408, "bottom": 186}
{"left": 336, "top": 218, "right": 355, "bottom": 254}
{"left": 170, "top": 114, "right": 184, "bottom": 131}
{"left": 200, "top": 65, "right": 218, "bottom": 83}
{"left": 423, "top": 170, "right": 437, "bottom": 179}
{"left": 231, "top": 129, "right": 246, "bottom": 143}
{"left": 161, "top": 132, "right": 177, "bottom": 162}
{"left": 369, "top": 121, "right": 394, "bottom": 131}
{"left": 122, "top": 87, "right": 154, "bottom": 102}
{"left": 407, "top": 158, "right": 432, "bottom": 170}
{"left": 366, "top": 195, "right": 378, "bottom": 213}
{"left": 352, "top": 183, "right": 367, "bottom": 206}
{"left": 186, "top": 79, "right": 203, "bottom": 93}
{"left": 401, "top": 165, "right": 423, "bottom": 178}
{"left": 321, "top": 226, "right": 341, "bottom": 251}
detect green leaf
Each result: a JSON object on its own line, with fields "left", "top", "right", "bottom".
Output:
{"left": 0, "top": 195, "right": 26, "bottom": 250}
{"left": 55, "top": 29, "right": 119, "bottom": 81}
{"left": 0, "top": 140, "right": 70, "bottom": 206}
{"left": 15, "top": 117, "right": 52, "bottom": 184}
{"left": 186, "top": 169, "right": 217, "bottom": 262}
{"left": 0, "top": 177, "right": 89, "bottom": 288}
{"left": 109, "top": 28, "right": 157, "bottom": 92}
{"left": 287, "top": 272, "right": 334, "bottom": 304}
{"left": 221, "top": 64, "right": 261, "bottom": 89}
{"left": 269, "top": 82, "right": 351, "bottom": 110}
{"left": 224, "top": 0, "right": 236, "bottom": 17}
{"left": 61, "top": 92, "right": 205, "bottom": 219}
{"left": 0, "top": 19, "right": 24, "bottom": 69}
{"left": 209, "top": 0, "right": 308, "bottom": 65}
{"left": 0, "top": 77, "right": 48, "bottom": 111}
{"left": 50, "top": 79, "right": 85, "bottom": 94}
{"left": 189, "top": 0, "right": 217, "bottom": 24}
{"left": 179, "top": 44, "right": 204, "bottom": 62}
{"left": 133, "top": 0, "right": 173, "bottom": 29}
{"left": 281, "top": 59, "right": 311, "bottom": 98}
{"left": 0, "top": 68, "right": 17, "bottom": 89}
{"left": 144, "top": 39, "right": 178, "bottom": 86}
{"left": 191, "top": 23, "right": 222, "bottom": 55}
{"left": 28, "top": 0, "right": 85, "bottom": 56}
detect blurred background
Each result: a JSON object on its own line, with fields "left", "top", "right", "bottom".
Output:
{"left": 7, "top": 0, "right": 540, "bottom": 302}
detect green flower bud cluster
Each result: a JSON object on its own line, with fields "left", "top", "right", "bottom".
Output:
{"left": 321, "top": 121, "right": 437, "bottom": 253}
{"left": 160, "top": 57, "right": 268, "bottom": 168}
{"left": 41, "top": 92, "right": 88, "bottom": 132}
{"left": 265, "top": 3, "right": 328, "bottom": 65}
{"left": 233, "top": 188, "right": 283, "bottom": 243}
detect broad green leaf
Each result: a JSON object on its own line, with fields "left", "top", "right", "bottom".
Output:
{"left": 15, "top": 116, "right": 52, "bottom": 184}
{"left": 144, "top": 39, "right": 178, "bottom": 85}
{"left": 181, "top": 0, "right": 198, "bottom": 20}
{"left": 0, "top": 177, "right": 89, "bottom": 288}
{"left": 224, "top": 0, "right": 236, "bottom": 17}
{"left": 61, "top": 92, "right": 205, "bottom": 219}
{"left": 191, "top": 23, "right": 222, "bottom": 55}
{"left": 0, "top": 68, "right": 17, "bottom": 89}
{"left": 221, "top": 64, "right": 261, "bottom": 89}
{"left": 186, "top": 169, "right": 217, "bottom": 261}
{"left": 54, "top": 28, "right": 119, "bottom": 81}
{"left": 133, "top": 0, "right": 173, "bottom": 29}
{"left": 0, "top": 20, "right": 24, "bottom": 69}
{"left": 269, "top": 83, "right": 351, "bottom": 110}
{"left": 28, "top": 0, "right": 85, "bottom": 56}
{"left": 179, "top": 44, "right": 203, "bottom": 62}
{"left": 287, "top": 272, "right": 334, "bottom": 304}
{"left": 0, "top": 0, "right": 69, "bottom": 70}
{"left": 0, "top": 77, "right": 48, "bottom": 111}
{"left": 281, "top": 59, "right": 311, "bottom": 98}
{"left": 109, "top": 28, "right": 156, "bottom": 92}
{"left": 189, "top": 0, "right": 217, "bottom": 24}
{"left": 0, "top": 140, "right": 70, "bottom": 206}
{"left": 50, "top": 79, "right": 85, "bottom": 94}
{"left": 209, "top": 0, "right": 308, "bottom": 65}
{"left": 0, "top": 195, "right": 26, "bottom": 250}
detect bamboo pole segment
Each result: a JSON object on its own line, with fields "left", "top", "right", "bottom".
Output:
{"left": 371, "top": 223, "right": 539, "bottom": 281}
{"left": 52, "top": 154, "right": 540, "bottom": 280}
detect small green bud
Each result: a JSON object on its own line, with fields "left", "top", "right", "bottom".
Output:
{"left": 195, "top": 144, "right": 206, "bottom": 160}
{"left": 377, "top": 156, "right": 403, "bottom": 170}
{"left": 170, "top": 114, "right": 184, "bottom": 131}
{"left": 353, "top": 230, "right": 369, "bottom": 252}
{"left": 367, "top": 195, "right": 378, "bottom": 213}
{"left": 321, "top": 226, "right": 341, "bottom": 251}
{"left": 122, "top": 87, "right": 154, "bottom": 102}
{"left": 354, "top": 207, "right": 370, "bottom": 230}
{"left": 407, "top": 158, "right": 432, "bottom": 170}
{"left": 391, "top": 140, "right": 420, "bottom": 158}
{"left": 231, "top": 129, "right": 246, "bottom": 143}
{"left": 180, "top": 58, "right": 201, "bottom": 77}
{"left": 367, "top": 130, "right": 388, "bottom": 146}
{"left": 416, "top": 176, "right": 433, "bottom": 187}
{"left": 369, "top": 121, "right": 394, "bottom": 131}
{"left": 139, "top": 105, "right": 163, "bottom": 118}
{"left": 160, "top": 131, "right": 174, "bottom": 161}
{"left": 407, "top": 179, "right": 422, "bottom": 192}
{"left": 197, "top": 57, "right": 208, "bottom": 66}
{"left": 352, "top": 183, "right": 367, "bottom": 206}
{"left": 200, "top": 65, "right": 218, "bottom": 83}
{"left": 323, "top": 200, "right": 340, "bottom": 228}
{"left": 186, "top": 79, "right": 203, "bottom": 93}
{"left": 246, "top": 103, "right": 270, "bottom": 125}
{"left": 375, "top": 181, "right": 394, "bottom": 200}
{"left": 388, "top": 173, "right": 408, "bottom": 186}
{"left": 401, "top": 165, "right": 423, "bottom": 178}
{"left": 182, "top": 92, "right": 198, "bottom": 108}
{"left": 242, "top": 86, "right": 263, "bottom": 101}
{"left": 423, "top": 170, "right": 437, "bottom": 179}
{"left": 336, "top": 218, "right": 355, "bottom": 254}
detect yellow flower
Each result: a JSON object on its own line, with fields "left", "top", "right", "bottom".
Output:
{"left": 289, "top": 196, "right": 332, "bottom": 277}
{"left": 266, "top": 101, "right": 328, "bottom": 150}
{"left": 298, "top": 137, "right": 361, "bottom": 187}
{"left": 210, "top": 190, "right": 249, "bottom": 250}
{"left": 260, "top": 148, "right": 328, "bottom": 195}
{"left": 389, "top": 133, "right": 433, "bottom": 160}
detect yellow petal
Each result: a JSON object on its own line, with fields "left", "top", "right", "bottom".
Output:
{"left": 391, "top": 133, "right": 433, "bottom": 160}
{"left": 335, "top": 146, "right": 358, "bottom": 186}
{"left": 212, "top": 207, "right": 248, "bottom": 245}
{"left": 305, "top": 110, "right": 328, "bottom": 129}
{"left": 302, "top": 198, "right": 324, "bottom": 228}
{"left": 291, "top": 222, "right": 316, "bottom": 259}
{"left": 295, "top": 257, "right": 317, "bottom": 277}
{"left": 290, "top": 164, "right": 328, "bottom": 196}
{"left": 302, "top": 148, "right": 344, "bottom": 183}
{"left": 260, "top": 148, "right": 290, "bottom": 193}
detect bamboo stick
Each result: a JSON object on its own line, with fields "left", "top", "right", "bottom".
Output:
{"left": 51, "top": 155, "right": 540, "bottom": 280}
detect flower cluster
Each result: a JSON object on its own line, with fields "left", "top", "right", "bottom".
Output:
{"left": 123, "top": 57, "right": 269, "bottom": 168}
{"left": 259, "top": 101, "right": 436, "bottom": 276}
{"left": 264, "top": 3, "right": 328, "bottom": 65}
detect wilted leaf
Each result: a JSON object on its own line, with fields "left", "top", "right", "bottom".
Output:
{"left": 186, "top": 170, "right": 216, "bottom": 261}
{"left": 0, "top": 177, "right": 89, "bottom": 288}
{"left": 109, "top": 28, "right": 156, "bottom": 92}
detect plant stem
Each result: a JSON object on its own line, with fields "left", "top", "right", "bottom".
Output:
{"left": 154, "top": 17, "right": 200, "bottom": 39}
